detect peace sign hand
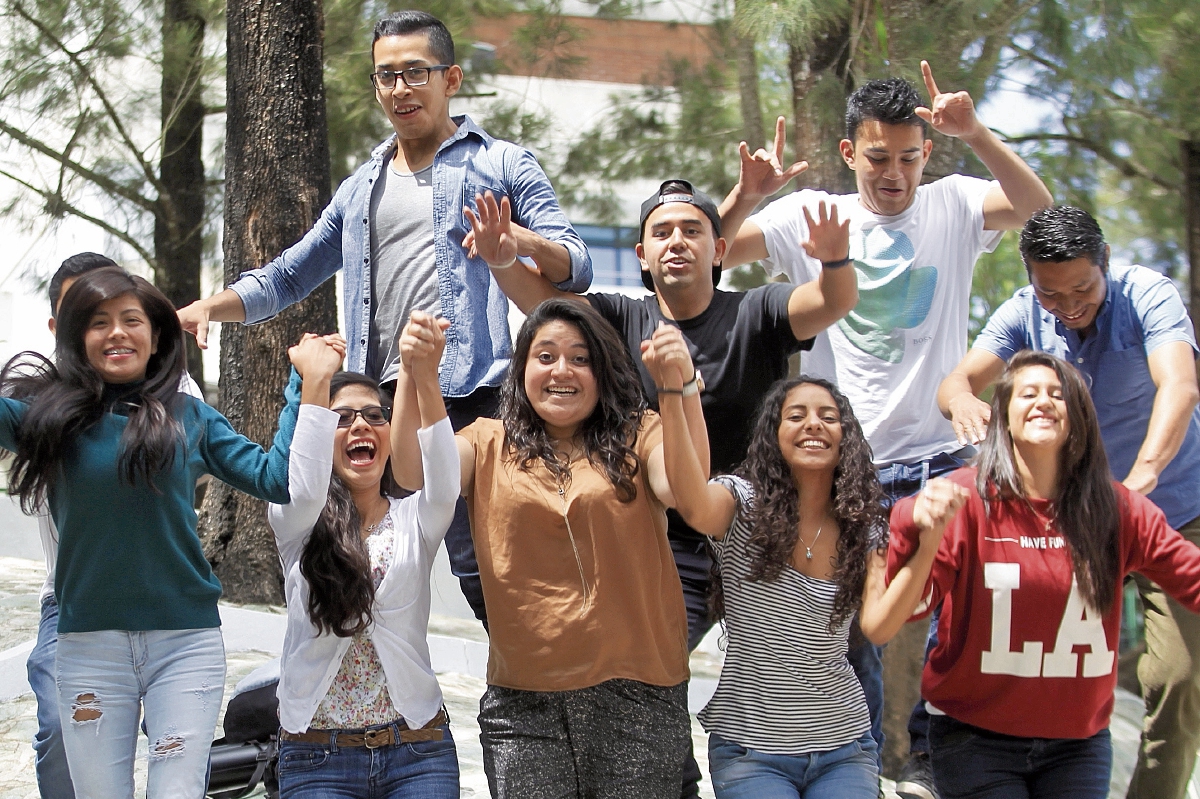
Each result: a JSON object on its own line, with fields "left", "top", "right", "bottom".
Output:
{"left": 736, "top": 116, "right": 808, "bottom": 201}
{"left": 914, "top": 61, "right": 986, "bottom": 141}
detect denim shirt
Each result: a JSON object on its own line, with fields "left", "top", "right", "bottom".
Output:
{"left": 230, "top": 115, "right": 591, "bottom": 397}
{"left": 974, "top": 264, "right": 1200, "bottom": 528}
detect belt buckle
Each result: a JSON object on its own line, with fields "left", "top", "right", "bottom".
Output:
{"left": 363, "top": 728, "right": 388, "bottom": 749}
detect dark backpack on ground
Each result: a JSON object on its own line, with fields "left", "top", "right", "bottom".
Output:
{"left": 207, "top": 660, "right": 281, "bottom": 798}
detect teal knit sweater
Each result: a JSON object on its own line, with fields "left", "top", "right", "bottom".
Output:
{"left": 0, "top": 371, "right": 300, "bottom": 633}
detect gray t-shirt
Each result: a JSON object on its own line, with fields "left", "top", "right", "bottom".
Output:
{"left": 366, "top": 161, "right": 441, "bottom": 382}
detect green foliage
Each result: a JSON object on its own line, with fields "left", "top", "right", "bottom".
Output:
{"left": 725, "top": 262, "right": 770, "bottom": 290}
{"left": 734, "top": 0, "right": 848, "bottom": 47}
{"left": 555, "top": 54, "right": 743, "bottom": 223}
{"left": 969, "top": 231, "right": 1025, "bottom": 340}
{"left": 1003, "top": 0, "right": 1200, "bottom": 279}
{"left": 0, "top": 0, "right": 224, "bottom": 271}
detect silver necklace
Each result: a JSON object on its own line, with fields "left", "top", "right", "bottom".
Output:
{"left": 798, "top": 521, "right": 824, "bottom": 561}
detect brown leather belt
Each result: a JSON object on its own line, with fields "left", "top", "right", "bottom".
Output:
{"left": 281, "top": 709, "right": 448, "bottom": 748}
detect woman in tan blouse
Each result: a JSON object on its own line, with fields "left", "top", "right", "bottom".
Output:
{"left": 397, "top": 298, "right": 708, "bottom": 798}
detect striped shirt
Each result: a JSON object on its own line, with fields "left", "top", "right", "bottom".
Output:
{"left": 698, "top": 475, "right": 870, "bottom": 755}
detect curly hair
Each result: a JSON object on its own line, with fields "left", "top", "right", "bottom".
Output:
{"left": 716, "top": 376, "right": 888, "bottom": 631}
{"left": 499, "top": 299, "right": 647, "bottom": 501}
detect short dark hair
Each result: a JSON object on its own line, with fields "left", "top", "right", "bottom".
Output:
{"left": 638, "top": 179, "right": 722, "bottom": 292}
{"left": 49, "top": 252, "right": 118, "bottom": 318}
{"left": 1019, "top": 206, "right": 1108, "bottom": 273}
{"left": 845, "top": 77, "right": 926, "bottom": 141}
{"left": 372, "top": 10, "right": 455, "bottom": 65}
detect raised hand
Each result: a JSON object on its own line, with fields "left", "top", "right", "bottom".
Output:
{"left": 288, "top": 333, "right": 344, "bottom": 382}
{"left": 735, "top": 116, "right": 808, "bottom": 201}
{"left": 399, "top": 310, "right": 449, "bottom": 380}
{"left": 463, "top": 191, "right": 519, "bottom": 269}
{"left": 801, "top": 201, "right": 851, "bottom": 264}
{"left": 912, "top": 478, "right": 968, "bottom": 550}
{"left": 914, "top": 60, "right": 985, "bottom": 140}
{"left": 640, "top": 322, "right": 695, "bottom": 391}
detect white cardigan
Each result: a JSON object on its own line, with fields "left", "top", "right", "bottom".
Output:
{"left": 268, "top": 405, "right": 460, "bottom": 733}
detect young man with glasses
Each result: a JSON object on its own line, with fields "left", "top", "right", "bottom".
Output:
{"left": 177, "top": 10, "right": 590, "bottom": 625}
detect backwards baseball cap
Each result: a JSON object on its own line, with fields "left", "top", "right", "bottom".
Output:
{"left": 638, "top": 179, "right": 723, "bottom": 292}
{"left": 638, "top": 179, "right": 722, "bottom": 242}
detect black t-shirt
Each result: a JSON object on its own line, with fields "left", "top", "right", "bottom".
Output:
{"left": 588, "top": 285, "right": 812, "bottom": 578}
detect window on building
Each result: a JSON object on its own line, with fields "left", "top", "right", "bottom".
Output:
{"left": 575, "top": 225, "right": 643, "bottom": 288}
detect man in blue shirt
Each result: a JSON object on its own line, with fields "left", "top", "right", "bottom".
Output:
{"left": 939, "top": 205, "right": 1200, "bottom": 799}
{"left": 177, "top": 10, "right": 590, "bottom": 624}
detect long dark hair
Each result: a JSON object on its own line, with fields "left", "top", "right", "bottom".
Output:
{"left": 976, "top": 350, "right": 1120, "bottom": 612}
{"left": 500, "top": 299, "right": 646, "bottom": 501}
{"left": 300, "top": 372, "right": 399, "bottom": 637}
{"left": 1, "top": 267, "right": 186, "bottom": 512}
{"left": 719, "top": 377, "right": 888, "bottom": 631}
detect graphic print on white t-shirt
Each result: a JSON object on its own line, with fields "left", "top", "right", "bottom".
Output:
{"left": 750, "top": 174, "right": 1002, "bottom": 464}
{"left": 843, "top": 227, "right": 938, "bottom": 364}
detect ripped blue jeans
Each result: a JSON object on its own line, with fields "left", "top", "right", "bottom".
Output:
{"left": 56, "top": 628, "right": 225, "bottom": 799}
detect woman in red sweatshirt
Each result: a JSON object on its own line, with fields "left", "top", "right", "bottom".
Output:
{"left": 889, "top": 350, "right": 1200, "bottom": 799}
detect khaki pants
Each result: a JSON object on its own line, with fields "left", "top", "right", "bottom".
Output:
{"left": 1127, "top": 513, "right": 1200, "bottom": 799}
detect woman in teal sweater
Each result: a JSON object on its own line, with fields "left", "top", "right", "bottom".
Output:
{"left": 0, "top": 266, "right": 341, "bottom": 799}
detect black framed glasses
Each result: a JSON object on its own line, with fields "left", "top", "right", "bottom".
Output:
{"left": 370, "top": 65, "right": 450, "bottom": 90}
{"left": 332, "top": 405, "right": 391, "bottom": 427}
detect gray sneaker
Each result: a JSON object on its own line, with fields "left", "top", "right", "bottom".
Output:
{"left": 895, "top": 752, "right": 939, "bottom": 799}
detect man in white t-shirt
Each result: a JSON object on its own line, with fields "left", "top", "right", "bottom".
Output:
{"left": 718, "top": 64, "right": 1052, "bottom": 798}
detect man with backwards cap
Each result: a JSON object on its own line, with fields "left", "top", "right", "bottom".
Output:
{"left": 465, "top": 180, "right": 858, "bottom": 796}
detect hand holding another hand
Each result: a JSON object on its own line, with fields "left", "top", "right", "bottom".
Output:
{"left": 288, "top": 332, "right": 345, "bottom": 381}
{"left": 640, "top": 322, "right": 695, "bottom": 392}
{"left": 399, "top": 310, "right": 449, "bottom": 381}
{"left": 912, "top": 478, "right": 968, "bottom": 552}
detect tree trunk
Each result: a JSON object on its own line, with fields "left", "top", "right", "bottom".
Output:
{"left": 199, "top": 0, "right": 337, "bottom": 604}
{"left": 733, "top": 16, "right": 763, "bottom": 151}
{"left": 788, "top": 33, "right": 855, "bottom": 195}
{"left": 155, "top": 0, "right": 207, "bottom": 386}
{"left": 1185, "top": 139, "right": 1200, "bottom": 336}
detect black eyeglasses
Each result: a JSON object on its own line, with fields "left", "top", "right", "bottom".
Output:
{"left": 332, "top": 406, "right": 391, "bottom": 427}
{"left": 370, "top": 65, "right": 450, "bottom": 90}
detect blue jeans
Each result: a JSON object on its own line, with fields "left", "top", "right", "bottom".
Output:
{"left": 708, "top": 731, "right": 879, "bottom": 798}
{"left": 847, "top": 451, "right": 966, "bottom": 765}
{"left": 56, "top": 628, "right": 226, "bottom": 799}
{"left": 278, "top": 722, "right": 459, "bottom": 798}
{"left": 928, "top": 715, "right": 1111, "bottom": 799}
{"left": 28, "top": 596, "right": 75, "bottom": 798}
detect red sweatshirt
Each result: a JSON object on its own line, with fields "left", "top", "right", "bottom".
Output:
{"left": 889, "top": 467, "right": 1200, "bottom": 739}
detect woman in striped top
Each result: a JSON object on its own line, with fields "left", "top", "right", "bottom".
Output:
{"left": 656, "top": 374, "right": 965, "bottom": 798}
